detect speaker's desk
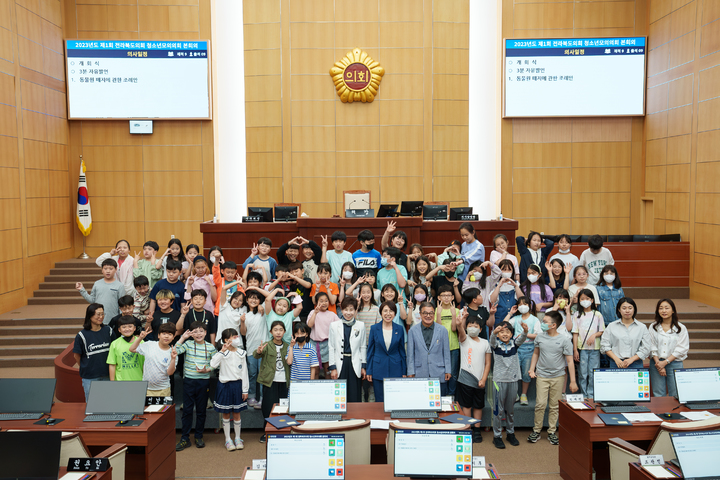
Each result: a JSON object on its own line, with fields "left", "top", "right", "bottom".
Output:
{"left": 60, "top": 467, "right": 113, "bottom": 480}
{"left": 241, "top": 464, "right": 502, "bottom": 479}
{"left": 629, "top": 462, "right": 683, "bottom": 480}
{"left": 0, "top": 403, "right": 175, "bottom": 480}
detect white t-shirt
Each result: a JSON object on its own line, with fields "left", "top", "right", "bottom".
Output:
{"left": 273, "top": 344, "right": 286, "bottom": 382}
{"left": 459, "top": 336, "right": 491, "bottom": 381}
{"left": 136, "top": 341, "right": 178, "bottom": 390}
{"left": 579, "top": 247, "right": 614, "bottom": 285}
{"left": 217, "top": 301, "right": 248, "bottom": 348}
{"left": 568, "top": 283, "right": 600, "bottom": 305}
{"left": 549, "top": 252, "right": 579, "bottom": 279}
{"left": 245, "top": 310, "right": 268, "bottom": 353}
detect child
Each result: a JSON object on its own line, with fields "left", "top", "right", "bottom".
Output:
{"left": 596, "top": 265, "right": 625, "bottom": 326}
{"left": 156, "top": 238, "right": 189, "bottom": 280}
{"left": 457, "top": 309, "right": 492, "bottom": 443}
{"left": 337, "top": 261, "right": 357, "bottom": 298}
{"left": 284, "top": 262, "right": 313, "bottom": 321}
{"left": 130, "top": 275, "right": 151, "bottom": 325}
{"left": 96, "top": 239, "right": 134, "bottom": 295}
{"left": 107, "top": 295, "right": 142, "bottom": 337}
{"left": 255, "top": 321, "right": 291, "bottom": 442}
{"left": 352, "top": 229, "right": 382, "bottom": 277}
{"left": 355, "top": 284, "right": 381, "bottom": 340}
{"left": 286, "top": 322, "right": 319, "bottom": 380}
{"left": 243, "top": 237, "right": 277, "bottom": 282}
{"left": 310, "top": 263, "right": 339, "bottom": 314}
{"left": 131, "top": 322, "right": 178, "bottom": 398}
{"left": 426, "top": 258, "right": 463, "bottom": 304}
{"left": 546, "top": 258, "right": 571, "bottom": 292}
{"left": 217, "top": 288, "right": 247, "bottom": 348}
{"left": 407, "top": 244, "right": 437, "bottom": 277}
{"left": 490, "top": 320, "right": 528, "bottom": 449}
{"left": 184, "top": 256, "right": 217, "bottom": 313}
{"left": 462, "top": 287, "right": 496, "bottom": 340}
{"left": 265, "top": 288, "right": 303, "bottom": 343}
{"left": 435, "top": 285, "right": 461, "bottom": 395}
{"left": 184, "top": 244, "right": 200, "bottom": 280}
{"left": 133, "top": 240, "right": 163, "bottom": 288}
{"left": 174, "top": 322, "right": 218, "bottom": 451}
{"left": 148, "top": 260, "right": 186, "bottom": 318}
{"left": 528, "top": 311, "right": 578, "bottom": 445}
{"left": 407, "top": 284, "right": 430, "bottom": 325}
{"left": 489, "top": 234, "right": 519, "bottom": 280}
{"left": 458, "top": 222, "right": 486, "bottom": 281}
{"left": 301, "top": 239, "right": 323, "bottom": 283}
{"left": 307, "top": 292, "right": 339, "bottom": 378}
{"left": 489, "top": 259, "right": 523, "bottom": 327}
{"left": 547, "top": 289, "right": 574, "bottom": 391}
{"left": 73, "top": 304, "right": 115, "bottom": 400}
{"left": 516, "top": 232, "right": 554, "bottom": 284}
{"left": 579, "top": 234, "right": 615, "bottom": 285}
{"left": 176, "top": 289, "right": 217, "bottom": 344}
{"left": 568, "top": 265, "right": 600, "bottom": 308}
{"left": 571, "top": 289, "right": 605, "bottom": 398}
{"left": 278, "top": 236, "right": 320, "bottom": 267}
{"left": 339, "top": 270, "right": 371, "bottom": 307}
{"left": 107, "top": 315, "right": 145, "bottom": 381}
{"left": 243, "top": 291, "right": 267, "bottom": 409}
{"left": 321, "top": 231, "right": 353, "bottom": 284}
{"left": 150, "top": 290, "right": 188, "bottom": 341}
{"left": 381, "top": 220, "right": 409, "bottom": 268}
{"left": 462, "top": 260, "right": 502, "bottom": 309}
{"left": 328, "top": 297, "right": 367, "bottom": 403}
{"left": 549, "top": 234, "right": 579, "bottom": 279}
{"left": 437, "top": 240, "right": 465, "bottom": 278}
{"left": 408, "top": 255, "right": 433, "bottom": 290}
{"left": 212, "top": 256, "right": 242, "bottom": 316}
{"left": 504, "top": 297, "right": 541, "bottom": 405}
{"left": 377, "top": 247, "right": 408, "bottom": 292}
{"left": 76, "top": 258, "right": 124, "bottom": 323}
{"left": 519, "top": 264, "right": 554, "bottom": 318}
{"left": 211, "top": 328, "right": 249, "bottom": 451}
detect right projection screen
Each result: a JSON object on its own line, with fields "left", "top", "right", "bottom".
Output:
{"left": 503, "top": 37, "right": 646, "bottom": 117}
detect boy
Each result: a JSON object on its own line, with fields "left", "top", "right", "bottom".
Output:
{"left": 148, "top": 260, "right": 186, "bottom": 318}
{"left": 286, "top": 322, "right": 319, "bottom": 380}
{"left": 107, "top": 315, "right": 145, "bottom": 381}
{"left": 321, "top": 231, "right": 353, "bottom": 284}
{"left": 456, "top": 309, "right": 492, "bottom": 443}
{"left": 528, "top": 311, "right": 578, "bottom": 445}
{"left": 436, "top": 240, "right": 465, "bottom": 278}
{"left": 286, "top": 262, "right": 313, "bottom": 321}
{"left": 133, "top": 240, "right": 163, "bottom": 289}
{"left": 550, "top": 234, "right": 579, "bottom": 279}
{"left": 278, "top": 236, "right": 321, "bottom": 266}
{"left": 107, "top": 295, "right": 143, "bottom": 337}
{"left": 242, "top": 237, "right": 277, "bottom": 282}
{"left": 176, "top": 289, "right": 217, "bottom": 345}
{"left": 307, "top": 292, "right": 338, "bottom": 378}
{"left": 462, "top": 288, "right": 495, "bottom": 340}
{"left": 579, "top": 234, "right": 614, "bottom": 285}
{"left": 265, "top": 265, "right": 293, "bottom": 296}
{"left": 490, "top": 320, "right": 528, "bottom": 449}
{"left": 76, "top": 258, "right": 124, "bottom": 323}
{"left": 427, "top": 258, "right": 463, "bottom": 304}
{"left": 381, "top": 221, "right": 409, "bottom": 268}
{"left": 150, "top": 289, "right": 189, "bottom": 341}
{"left": 309, "top": 264, "right": 339, "bottom": 314}
{"left": 212, "top": 258, "right": 241, "bottom": 316}
{"left": 174, "top": 322, "right": 218, "bottom": 451}
{"left": 376, "top": 247, "right": 407, "bottom": 291}
{"left": 301, "top": 239, "right": 322, "bottom": 283}
{"left": 436, "top": 285, "right": 461, "bottom": 396}
{"left": 352, "top": 229, "right": 382, "bottom": 277}
{"left": 131, "top": 323, "right": 178, "bottom": 398}
{"left": 130, "top": 275, "right": 151, "bottom": 325}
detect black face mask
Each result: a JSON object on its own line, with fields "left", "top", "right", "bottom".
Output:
{"left": 445, "top": 270, "right": 455, "bottom": 278}
{"left": 295, "top": 336, "right": 306, "bottom": 344}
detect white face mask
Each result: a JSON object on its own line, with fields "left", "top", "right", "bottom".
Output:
{"left": 559, "top": 248, "right": 570, "bottom": 254}
{"left": 580, "top": 300, "right": 593, "bottom": 309}
{"left": 527, "top": 274, "right": 539, "bottom": 283}
{"left": 603, "top": 274, "right": 615, "bottom": 283}
{"left": 518, "top": 305, "right": 530, "bottom": 314}
{"left": 466, "top": 327, "right": 481, "bottom": 338}
{"left": 342, "top": 271, "right": 353, "bottom": 280}
{"left": 231, "top": 338, "right": 242, "bottom": 348}
{"left": 501, "top": 271, "right": 512, "bottom": 279}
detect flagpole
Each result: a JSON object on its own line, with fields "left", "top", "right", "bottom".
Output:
{"left": 77, "top": 154, "right": 91, "bottom": 259}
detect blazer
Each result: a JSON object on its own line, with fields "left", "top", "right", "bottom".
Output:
{"left": 328, "top": 320, "right": 367, "bottom": 378}
{"left": 366, "top": 321, "right": 407, "bottom": 380}
{"left": 407, "top": 322, "right": 451, "bottom": 382}
{"left": 516, "top": 236, "right": 555, "bottom": 283}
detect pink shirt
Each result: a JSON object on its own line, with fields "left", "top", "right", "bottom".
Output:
{"left": 184, "top": 275, "right": 215, "bottom": 313}
{"left": 489, "top": 250, "right": 519, "bottom": 273}
{"left": 309, "top": 310, "right": 339, "bottom": 342}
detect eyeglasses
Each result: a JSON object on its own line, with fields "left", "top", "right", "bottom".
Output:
{"left": 420, "top": 311, "right": 434, "bottom": 316}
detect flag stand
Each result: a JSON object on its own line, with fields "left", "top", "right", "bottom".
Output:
{"left": 76, "top": 154, "right": 92, "bottom": 259}
{"left": 77, "top": 235, "right": 90, "bottom": 259}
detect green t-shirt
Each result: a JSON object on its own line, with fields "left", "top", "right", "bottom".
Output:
{"left": 439, "top": 307, "right": 461, "bottom": 351}
{"left": 107, "top": 337, "right": 145, "bottom": 381}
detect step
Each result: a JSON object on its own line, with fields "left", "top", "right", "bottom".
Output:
{"left": 0, "top": 344, "right": 67, "bottom": 356}
{"left": 33, "top": 288, "right": 91, "bottom": 298}
{"left": 28, "top": 296, "right": 89, "bottom": 306}
{"left": 0, "top": 325, "right": 81, "bottom": 336}
{"left": 690, "top": 350, "right": 720, "bottom": 360}
{"left": 636, "top": 312, "right": 720, "bottom": 321}
{"left": 0, "top": 335, "right": 75, "bottom": 346}
{"left": 0, "top": 317, "right": 82, "bottom": 327}
{"left": 0, "top": 355, "right": 58, "bottom": 368}
{"left": 624, "top": 287, "right": 690, "bottom": 299}
{"left": 685, "top": 329, "right": 720, "bottom": 338}
{"left": 55, "top": 259, "right": 102, "bottom": 269}
{"left": 689, "top": 339, "right": 720, "bottom": 350}
{"left": 50, "top": 268, "right": 102, "bottom": 276}
{"left": 40, "top": 281, "right": 99, "bottom": 290}
{"left": 636, "top": 319, "right": 720, "bottom": 329}
{"left": 44, "top": 275, "right": 101, "bottom": 283}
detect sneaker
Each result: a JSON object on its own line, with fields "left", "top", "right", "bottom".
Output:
{"left": 548, "top": 433, "right": 559, "bottom": 445}
{"left": 520, "top": 394, "right": 528, "bottom": 405}
{"left": 472, "top": 430, "right": 483, "bottom": 443}
{"left": 248, "top": 398, "right": 258, "bottom": 408}
{"left": 515, "top": 394, "right": 520, "bottom": 403}
{"left": 235, "top": 438, "right": 245, "bottom": 450}
{"left": 176, "top": 438, "right": 191, "bottom": 451}
{"left": 527, "top": 431, "right": 540, "bottom": 443}
{"left": 259, "top": 434, "right": 266, "bottom": 443}
{"left": 254, "top": 402, "right": 262, "bottom": 410}
{"left": 225, "top": 440, "right": 236, "bottom": 451}
{"left": 207, "top": 399, "right": 213, "bottom": 409}
{"left": 506, "top": 433, "right": 520, "bottom": 446}
{"left": 195, "top": 438, "right": 205, "bottom": 448}
{"left": 493, "top": 436, "right": 506, "bottom": 449}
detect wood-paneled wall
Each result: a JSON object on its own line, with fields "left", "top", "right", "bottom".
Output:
{"left": 63, "top": 0, "right": 215, "bottom": 259}
{"left": 243, "top": 0, "right": 469, "bottom": 217}
{"left": 645, "top": 0, "right": 720, "bottom": 307}
{"left": 501, "top": 0, "right": 647, "bottom": 236}
{"left": 0, "top": 0, "right": 74, "bottom": 313}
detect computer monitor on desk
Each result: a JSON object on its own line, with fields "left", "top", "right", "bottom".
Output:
{"left": 84, "top": 380, "right": 148, "bottom": 422}
{"left": 267, "top": 433, "right": 345, "bottom": 480}
{"left": 384, "top": 377, "right": 442, "bottom": 418}
{"left": 674, "top": 367, "right": 720, "bottom": 408}
{"left": 0, "top": 378, "right": 56, "bottom": 419}
{"left": 670, "top": 430, "right": 720, "bottom": 480}
{"left": 394, "top": 430, "right": 473, "bottom": 478}
{"left": 0, "top": 431, "right": 62, "bottom": 480}
{"left": 289, "top": 380, "right": 347, "bottom": 419}
{"left": 593, "top": 368, "right": 651, "bottom": 405}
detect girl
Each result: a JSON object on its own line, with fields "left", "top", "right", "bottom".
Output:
{"left": 184, "top": 244, "right": 200, "bottom": 283}
{"left": 73, "top": 304, "right": 115, "bottom": 401}
{"left": 489, "top": 259, "right": 523, "bottom": 327}
{"left": 286, "top": 322, "right": 319, "bottom": 380}
{"left": 648, "top": 299, "right": 689, "bottom": 398}
{"left": 211, "top": 328, "right": 249, "bottom": 451}
{"left": 408, "top": 255, "right": 432, "bottom": 289}
{"left": 380, "top": 284, "right": 409, "bottom": 341}
{"left": 437, "top": 240, "right": 465, "bottom": 278}
{"left": 307, "top": 292, "right": 339, "bottom": 379}
{"left": 600, "top": 297, "right": 651, "bottom": 369}
{"left": 356, "top": 283, "right": 381, "bottom": 341}
{"left": 549, "top": 234, "right": 579, "bottom": 279}
{"left": 157, "top": 238, "right": 189, "bottom": 280}
{"left": 338, "top": 261, "right": 357, "bottom": 297}
{"left": 96, "top": 239, "right": 134, "bottom": 295}
{"left": 407, "top": 244, "right": 437, "bottom": 276}
{"left": 596, "top": 265, "right": 625, "bottom": 326}
{"left": 571, "top": 289, "right": 605, "bottom": 399}
{"left": 366, "top": 301, "right": 408, "bottom": 403}
{"left": 328, "top": 297, "right": 367, "bottom": 403}
{"left": 243, "top": 291, "right": 266, "bottom": 409}
{"left": 568, "top": 266, "right": 600, "bottom": 309}
{"left": 516, "top": 232, "right": 554, "bottom": 283}
{"left": 489, "top": 234, "right": 519, "bottom": 281}
{"left": 254, "top": 321, "right": 290, "bottom": 442}
{"left": 519, "top": 264, "right": 553, "bottom": 318}
{"left": 184, "top": 256, "right": 217, "bottom": 313}
{"left": 407, "top": 284, "right": 430, "bottom": 325}
{"left": 458, "top": 222, "right": 486, "bottom": 281}
{"left": 265, "top": 288, "right": 303, "bottom": 344}
{"left": 504, "top": 297, "right": 541, "bottom": 405}
{"left": 546, "top": 258, "right": 571, "bottom": 292}
{"left": 217, "top": 287, "right": 247, "bottom": 349}
{"left": 462, "top": 260, "right": 502, "bottom": 309}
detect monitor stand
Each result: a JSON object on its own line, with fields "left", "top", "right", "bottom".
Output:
{"left": 600, "top": 401, "right": 637, "bottom": 407}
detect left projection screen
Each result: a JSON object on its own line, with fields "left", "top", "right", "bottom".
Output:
{"left": 65, "top": 40, "right": 211, "bottom": 119}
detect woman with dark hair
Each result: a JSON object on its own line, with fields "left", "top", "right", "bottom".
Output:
{"left": 73, "top": 303, "right": 115, "bottom": 401}
{"left": 600, "top": 297, "right": 651, "bottom": 369}
{"left": 366, "top": 301, "right": 407, "bottom": 402}
{"left": 648, "top": 299, "right": 689, "bottom": 397}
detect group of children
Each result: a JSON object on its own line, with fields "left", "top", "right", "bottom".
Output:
{"left": 74, "top": 227, "right": 673, "bottom": 451}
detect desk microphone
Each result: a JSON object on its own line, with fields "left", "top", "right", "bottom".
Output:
{"left": 348, "top": 199, "right": 370, "bottom": 210}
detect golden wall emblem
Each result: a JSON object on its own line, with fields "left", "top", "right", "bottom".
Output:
{"left": 329, "top": 48, "right": 385, "bottom": 103}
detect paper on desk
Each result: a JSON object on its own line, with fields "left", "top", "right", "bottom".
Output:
{"left": 144, "top": 405, "right": 164, "bottom": 413}
{"left": 680, "top": 411, "right": 717, "bottom": 421}
{"left": 244, "top": 469, "right": 266, "bottom": 480}
{"left": 272, "top": 405, "right": 289, "bottom": 414}
{"left": 370, "top": 419, "right": 390, "bottom": 430}
{"left": 623, "top": 413, "right": 663, "bottom": 422}
{"left": 60, "top": 474, "right": 96, "bottom": 480}
{"left": 302, "top": 420, "right": 340, "bottom": 425}
{"left": 472, "top": 468, "right": 492, "bottom": 479}
{"left": 642, "top": 465, "right": 675, "bottom": 478}
{"left": 568, "top": 402, "right": 591, "bottom": 410}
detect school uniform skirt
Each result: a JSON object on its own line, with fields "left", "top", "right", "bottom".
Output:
{"left": 213, "top": 380, "right": 248, "bottom": 413}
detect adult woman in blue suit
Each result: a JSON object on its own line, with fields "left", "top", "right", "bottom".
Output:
{"left": 366, "top": 301, "right": 407, "bottom": 402}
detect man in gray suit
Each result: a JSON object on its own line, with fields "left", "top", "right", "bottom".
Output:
{"left": 407, "top": 302, "right": 452, "bottom": 395}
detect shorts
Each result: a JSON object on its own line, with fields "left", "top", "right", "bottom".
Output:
{"left": 318, "top": 339, "right": 329, "bottom": 363}
{"left": 456, "top": 382, "right": 486, "bottom": 410}
{"left": 147, "top": 387, "right": 171, "bottom": 397}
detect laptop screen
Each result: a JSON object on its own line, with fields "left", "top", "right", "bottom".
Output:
{"left": 675, "top": 367, "right": 720, "bottom": 404}
{"left": 267, "top": 434, "right": 345, "bottom": 480}
{"left": 383, "top": 377, "right": 442, "bottom": 412}
{"left": 670, "top": 431, "right": 720, "bottom": 480}
{"left": 394, "top": 430, "right": 473, "bottom": 478}
{"left": 85, "top": 380, "right": 148, "bottom": 415}
{"left": 0, "top": 378, "right": 56, "bottom": 414}
{"left": 288, "top": 380, "right": 347, "bottom": 414}
{"left": 593, "top": 368, "right": 650, "bottom": 403}
{"left": 0, "top": 431, "right": 61, "bottom": 480}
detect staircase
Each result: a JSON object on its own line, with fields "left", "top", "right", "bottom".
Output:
{"left": 29, "top": 259, "right": 100, "bottom": 306}
{"left": 636, "top": 308, "right": 720, "bottom": 361}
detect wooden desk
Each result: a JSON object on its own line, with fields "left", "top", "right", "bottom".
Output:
{"left": 0, "top": 403, "right": 175, "bottom": 480}
{"left": 629, "top": 462, "right": 683, "bottom": 479}
{"left": 59, "top": 466, "right": 113, "bottom": 480}
{"left": 241, "top": 463, "right": 501, "bottom": 479}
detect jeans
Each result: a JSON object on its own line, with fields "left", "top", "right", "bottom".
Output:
{"left": 448, "top": 349, "right": 460, "bottom": 396}
{"left": 81, "top": 376, "right": 109, "bottom": 402}
{"left": 578, "top": 349, "right": 600, "bottom": 398}
{"left": 181, "top": 378, "right": 210, "bottom": 440}
{"left": 650, "top": 359, "right": 684, "bottom": 397}
{"left": 517, "top": 343, "right": 535, "bottom": 384}
{"left": 246, "top": 354, "right": 261, "bottom": 400}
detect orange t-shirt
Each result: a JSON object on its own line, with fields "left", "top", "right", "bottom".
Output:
{"left": 309, "top": 283, "right": 340, "bottom": 314}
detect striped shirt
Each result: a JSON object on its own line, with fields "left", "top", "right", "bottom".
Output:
{"left": 175, "top": 340, "right": 217, "bottom": 379}
{"left": 356, "top": 305, "right": 380, "bottom": 344}
{"left": 285, "top": 343, "right": 319, "bottom": 380}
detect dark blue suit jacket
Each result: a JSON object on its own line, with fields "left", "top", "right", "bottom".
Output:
{"left": 366, "top": 321, "right": 407, "bottom": 380}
